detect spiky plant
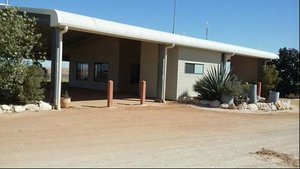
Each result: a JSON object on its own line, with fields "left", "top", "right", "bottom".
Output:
{"left": 193, "top": 65, "right": 238, "bottom": 100}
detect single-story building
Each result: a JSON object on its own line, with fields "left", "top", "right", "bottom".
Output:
{"left": 0, "top": 5, "right": 279, "bottom": 110}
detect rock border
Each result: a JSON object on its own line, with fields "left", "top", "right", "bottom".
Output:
{"left": 178, "top": 96, "right": 292, "bottom": 112}
{"left": 0, "top": 101, "right": 52, "bottom": 115}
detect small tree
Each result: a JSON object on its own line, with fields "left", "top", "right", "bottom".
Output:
{"left": 270, "top": 48, "right": 299, "bottom": 97}
{"left": 261, "top": 64, "right": 280, "bottom": 97}
{"left": 0, "top": 7, "right": 46, "bottom": 104}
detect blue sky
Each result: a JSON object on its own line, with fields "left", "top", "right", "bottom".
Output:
{"left": 6, "top": 0, "right": 299, "bottom": 68}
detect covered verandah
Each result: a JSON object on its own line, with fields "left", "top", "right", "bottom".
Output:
{"left": 33, "top": 12, "right": 171, "bottom": 110}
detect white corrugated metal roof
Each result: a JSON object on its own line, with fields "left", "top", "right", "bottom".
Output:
{"left": 1, "top": 5, "right": 279, "bottom": 59}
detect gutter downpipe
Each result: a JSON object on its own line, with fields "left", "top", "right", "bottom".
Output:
{"left": 222, "top": 53, "right": 235, "bottom": 70}
{"left": 162, "top": 43, "right": 175, "bottom": 103}
{"left": 55, "top": 26, "right": 68, "bottom": 110}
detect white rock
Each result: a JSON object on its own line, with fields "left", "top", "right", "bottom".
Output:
{"left": 268, "top": 103, "right": 277, "bottom": 111}
{"left": 238, "top": 102, "right": 248, "bottom": 110}
{"left": 26, "top": 104, "right": 40, "bottom": 111}
{"left": 199, "top": 100, "right": 212, "bottom": 105}
{"left": 1, "top": 104, "right": 11, "bottom": 111}
{"left": 257, "top": 96, "right": 266, "bottom": 103}
{"left": 209, "top": 100, "right": 221, "bottom": 108}
{"left": 229, "top": 103, "right": 237, "bottom": 109}
{"left": 219, "top": 104, "right": 229, "bottom": 109}
{"left": 39, "top": 101, "right": 52, "bottom": 111}
{"left": 256, "top": 103, "right": 271, "bottom": 111}
{"left": 282, "top": 100, "right": 291, "bottom": 109}
{"left": 248, "top": 104, "right": 258, "bottom": 111}
{"left": 13, "top": 105, "right": 26, "bottom": 113}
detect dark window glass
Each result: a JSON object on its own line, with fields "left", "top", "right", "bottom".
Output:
{"left": 130, "top": 63, "right": 140, "bottom": 83}
{"left": 76, "top": 62, "right": 89, "bottom": 80}
{"left": 185, "top": 63, "right": 204, "bottom": 74}
{"left": 94, "top": 62, "right": 108, "bottom": 82}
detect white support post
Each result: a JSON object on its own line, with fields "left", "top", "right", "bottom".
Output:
{"left": 54, "top": 26, "right": 68, "bottom": 110}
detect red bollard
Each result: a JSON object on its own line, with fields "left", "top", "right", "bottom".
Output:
{"left": 140, "top": 81, "right": 146, "bottom": 105}
{"left": 257, "top": 82, "right": 262, "bottom": 97}
{"left": 107, "top": 80, "right": 113, "bottom": 107}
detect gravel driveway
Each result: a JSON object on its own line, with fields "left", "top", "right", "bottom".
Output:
{"left": 0, "top": 102, "right": 299, "bottom": 168}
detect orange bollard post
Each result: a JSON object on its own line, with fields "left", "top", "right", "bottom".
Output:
{"left": 257, "top": 81, "right": 262, "bottom": 97}
{"left": 140, "top": 80, "right": 146, "bottom": 105}
{"left": 107, "top": 80, "right": 113, "bottom": 107}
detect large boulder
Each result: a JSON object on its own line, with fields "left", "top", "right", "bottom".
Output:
{"left": 26, "top": 104, "right": 40, "bottom": 112}
{"left": 38, "top": 101, "right": 52, "bottom": 111}
{"left": 209, "top": 100, "right": 221, "bottom": 108}
{"left": 248, "top": 104, "right": 258, "bottom": 111}
{"left": 13, "top": 105, "right": 26, "bottom": 113}
{"left": 238, "top": 102, "right": 248, "bottom": 110}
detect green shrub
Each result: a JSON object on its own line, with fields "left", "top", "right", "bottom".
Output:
{"left": 0, "top": 62, "right": 27, "bottom": 104}
{"left": 234, "top": 82, "right": 251, "bottom": 105}
{"left": 261, "top": 64, "right": 280, "bottom": 97}
{"left": 221, "top": 78, "right": 243, "bottom": 97}
{"left": 18, "top": 65, "right": 47, "bottom": 104}
{"left": 193, "top": 65, "right": 239, "bottom": 100}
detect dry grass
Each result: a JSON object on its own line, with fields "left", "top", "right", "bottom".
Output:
{"left": 252, "top": 148, "right": 299, "bottom": 167}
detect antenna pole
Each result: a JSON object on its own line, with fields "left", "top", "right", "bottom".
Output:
{"left": 172, "top": 0, "right": 177, "bottom": 34}
{"left": 205, "top": 22, "right": 209, "bottom": 40}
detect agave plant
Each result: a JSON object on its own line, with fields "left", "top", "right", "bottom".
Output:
{"left": 193, "top": 65, "right": 239, "bottom": 101}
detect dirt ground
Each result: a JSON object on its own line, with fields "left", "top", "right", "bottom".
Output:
{"left": 0, "top": 99, "right": 299, "bottom": 168}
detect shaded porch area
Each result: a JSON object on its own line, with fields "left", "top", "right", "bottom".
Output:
{"left": 44, "top": 83, "right": 157, "bottom": 108}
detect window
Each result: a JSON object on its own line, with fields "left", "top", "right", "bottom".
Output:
{"left": 76, "top": 62, "right": 89, "bottom": 80}
{"left": 94, "top": 62, "right": 108, "bottom": 82}
{"left": 185, "top": 63, "right": 204, "bottom": 74}
{"left": 130, "top": 63, "right": 140, "bottom": 83}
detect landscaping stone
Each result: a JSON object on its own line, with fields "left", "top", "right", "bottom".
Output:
{"left": 238, "top": 102, "right": 248, "bottom": 110}
{"left": 275, "top": 100, "right": 285, "bottom": 110}
{"left": 26, "top": 104, "right": 40, "bottom": 112}
{"left": 256, "top": 103, "right": 271, "bottom": 111}
{"left": 229, "top": 103, "right": 237, "bottom": 109}
{"left": 248, "top": 104, "right": 258, "bottom": 111}
{"left": 13, "top": 105, "right": 26, "bottom": 113}
{"left": 282, "top": 100, "right": 291, "bottom": 109}
{"left": 257, "top": 96, "right": 266, "bottom": 103}
{"left": 209, "top": 100, "right": 220, "bottom": 108}
{"left": 268, "top": 103, "right": 277, "bottom": 111}
{"left": 219, "top": 104, "right": 229, "bottom": 109}
{"left": 199, "top": 100, "right": 212, "bottom": 105}
{"left": 39, "top": 101, "right": 52, "bottom": 110}
{"left": 1, "top": 104, "right": 11, "bottom": 111}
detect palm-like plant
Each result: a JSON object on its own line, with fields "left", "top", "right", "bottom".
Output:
{"left": 193, "top": 65, "right": 238, "bottom": 100}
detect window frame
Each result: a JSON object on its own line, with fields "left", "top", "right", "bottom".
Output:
{"left": 76, "top": 62, "right": 89, "bottom": 81}
{"left": 185, "top": 62, "right": 204, "bottom": 75}
{"left": 94, "top": 62, "right": 109, "bottom": 82}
